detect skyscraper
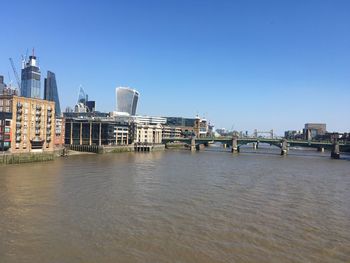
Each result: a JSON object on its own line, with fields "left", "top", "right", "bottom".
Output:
{"left": 21, "top": 52, "right": 41, "bottom": 98}
{"left": 0, "top": 75, "right": 5, "bottom": 94}
{"left": 44, "top": 71, "right": 61, "bottom": 116}
{"left": 116, "top": 87, "right": 139, "bottom": 116}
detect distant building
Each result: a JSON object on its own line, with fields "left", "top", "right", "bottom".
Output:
{"left": 44, "top": 71, "right": 61, "bottom": 117}
{"left": 21, "top": 53, "right": 41, "bottom": 98}
{"left": 116, "top": 87, "right": 139, "bottom": 116}
{"left": 0, "top": 95, "right": 55, "bottom": 153}
{"left": 284, "top": 130, "right": 303, "bottom": 140}
{"left": 86, "top": 100, "right": 96, "bottom": 112}
{"left": 194, "top": 116, "right": 209, "bottom": 138}
{"left": 0, "top": 75, "right": 6, "bottom": 94}
{"left": 303, "top": 123, "right": 327, "bottom": 140}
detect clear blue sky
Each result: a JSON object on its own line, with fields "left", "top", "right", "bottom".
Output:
{"left": 1, "top": 0, "right": 349, "bottom": 134}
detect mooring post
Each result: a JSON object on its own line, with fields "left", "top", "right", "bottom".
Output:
{"left": 281, "top": 139, "right": 288, "bottom": 156}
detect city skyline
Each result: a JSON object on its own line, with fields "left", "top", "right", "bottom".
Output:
{"left": 1, "top": 0, "right": 350, "bottom": 134}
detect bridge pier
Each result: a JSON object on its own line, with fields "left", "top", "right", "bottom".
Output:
{"left": 223, "top": 144, "right": 227, "bottom": 149}
{"left": 281, "top": 139, "right": 288, "bottom": 156}
{"left": 252, "top": 142, "right": 257, "bottom": 150}
{"left": 317, "top": 147, "right": 325, "bottom": 152}
{"left": 331, "top": 142, "right": 340, "bottom": 159}
{"left": 231, "top": 136, "right": 238, "bottom": 153}
{"left": 190, "top": 138, "right": 196, "bottom": 152}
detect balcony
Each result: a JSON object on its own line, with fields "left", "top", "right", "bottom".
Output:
{"left": 16, "top": 123, "right": 22, "bottom": 128}
{"left": 17, "top": 109, "right": 22, "bottom": 114}
{"left": 46, "top": 136, "right": 51, "bottom": 142}
{"left": 16, "top": 130, "right": 21, "bottom": 135}
{"left": 36, "top": 105, "right": 42, "bottom": 110}
{"left": 36, "top": 111, "right": 41, "bottom": 116}
{"left": 16, "top": 116, "right": 22, "bottom": 122}
{"left": 35, "top": 117, "right": 41, "bottom": 122}
{"left": 47, "top": 112, "right": 52, "bottom": 117}
{"left": 16, "top": 103, "right": 23, "bottom": 108}
{"left": 16, "top": 136, "right": 21, "bottom": 142}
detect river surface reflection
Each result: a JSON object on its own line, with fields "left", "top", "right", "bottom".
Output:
{"left": 1, "top": 147, "right": 350, "bottom": 262}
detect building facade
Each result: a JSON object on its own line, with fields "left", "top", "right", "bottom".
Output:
{"left": 21, "top": 55, "right": 41, "bottom": 98}
{"left": 44, "top": 71, "right": 61, "bottom": 116}
{"left": 129, "top": 116, "right": 165, "bottom": 144}
{"left": 0, "top": 95, "right": 55, "bottom": 153}
{"left": 304, "top": 123, "right": 327, "bottom": 140}
{"left": 0, "top": 112, "right": 12, "bottom": 151}
{"left": 64, "top": 117, "right": 130, "bottom": 146}
{"left": 116, "top": 87, "right": 139, "bottom": 115}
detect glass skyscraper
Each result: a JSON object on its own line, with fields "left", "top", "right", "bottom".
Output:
{"left": 21, "top": 55, "right": 41, "bottom": 98}
{"left": 116, "top": 87, "right": 139, "bottom": 116}
{"left": 44, "top": 71, "right": 61, "bottom": 116}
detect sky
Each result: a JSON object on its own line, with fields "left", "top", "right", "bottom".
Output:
{"left": 1, "top": 0, "right": 349, "bottom": 134}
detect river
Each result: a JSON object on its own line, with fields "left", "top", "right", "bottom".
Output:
{"left": 1, "top": 146, "right": 349, "bottom": 262}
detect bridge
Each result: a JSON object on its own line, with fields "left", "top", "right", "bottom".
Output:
{"left": 162, "top": 137, "right": 350, "bottom": 159}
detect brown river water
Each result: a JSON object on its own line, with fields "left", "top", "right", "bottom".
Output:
{"left": 0, "top": 146, "right": 350, "bottom": 263}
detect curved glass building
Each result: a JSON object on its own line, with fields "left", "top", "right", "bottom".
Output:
{"left": 116, "top": 87, "right": 139, "bottom": 116}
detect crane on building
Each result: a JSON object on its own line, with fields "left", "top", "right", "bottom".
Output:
{"left": 9, "top": 57, "right": 21, "bottom": 91}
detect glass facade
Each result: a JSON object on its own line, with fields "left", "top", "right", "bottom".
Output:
{"left": 116, "top": 87, "right": 139, "bottom": 115}
{"left": 44, "top": 71, "right": 61, "bottom": 116}
{"left": 21, "top": 56, "right": 41, "bottom": 98}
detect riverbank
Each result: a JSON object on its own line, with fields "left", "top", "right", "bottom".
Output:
{"left": 0, "top": 144, "right": 166, "bottom": 165}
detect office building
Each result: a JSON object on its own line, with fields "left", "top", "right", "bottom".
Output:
{"left": 86, "top": 100, "right": 96, "bottom": 112}
{"left": 0, "top": 95, "right": 55, "bottom": 153}
{"left": 116, "top": 87, "right": 139, "bottom": 115}
{"left": 0, "top": 75, "right": 5, "bottom": 95}
{"left": 44, "top": 71, "right": 61, "bottom": 117}
{"left": 21, "top": 53, "right": 41, "bottom": 98}
{"left": 64, "top": 117, "right": 130, "bottom": 146}
{"left": 129, "top": 116, "right": 165, "bottom": 144}
{"left": 304, "top": 123, "right": 327, "bottom": 140}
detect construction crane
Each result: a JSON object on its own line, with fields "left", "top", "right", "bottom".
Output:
{"left": 9, "top": 58, "right": 21, "bottom": 90}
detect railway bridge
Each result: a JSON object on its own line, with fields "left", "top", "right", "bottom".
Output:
{"left": 162, "top": 137, "right": 349, "bottom": 159}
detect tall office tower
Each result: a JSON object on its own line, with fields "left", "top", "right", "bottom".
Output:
{"left": 21, "top": 52, "right": 41, "bottom": 98}
{"left": 116, "top": 87, "right": 139, "bottom": 116}
{"left": 0, "top": 75, "right": 5, "bottom": 94}
{"left": 44, "top": 71, "right": 61, "bottom": 116}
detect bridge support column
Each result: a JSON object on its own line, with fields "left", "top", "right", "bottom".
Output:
{"left": 331, "top": 142, "right": 340, "bottom": 159}
{"left": 223, "top": 144, "right": 227, "bottom": 149}
{"left": 190, "top": 138, "right": 196, "bottom": 152}
{"left": 281, "top": 139, "right": 288, "bottom": 156}
{"left": 317, "top": 147, "right": 325, "bottom": 152}
{"left": 231, "top": 136, "right": 238, "bottom": 153}
{"left": 252, "top": 142, "right": 257, "bottom": 150}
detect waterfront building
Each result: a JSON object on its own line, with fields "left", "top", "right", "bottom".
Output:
{"left": 116, "top": 87, "right": 139, "bottom": 116}
{"left": 162, "top": 125, "right": 182, "bottom": 138}
{"left": 21, "top": 53, "right": 41, "bottom": 98}
{"left": 129, "top": 116, "right": 166, "bottom": 144}
{"left": 54, "top": 118, "right": 65, "bottom": 147}
{"left": 0, "top": 95, "right": 55, "bottom": 153}
{"left": 0, "top": 112, "right": 12, "bottom": 151}
{"left": 64, "top": 117, "right": 130, "bottom": 146}
{"left": 44, "top": 71, "right": 61, "bottom": 117}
